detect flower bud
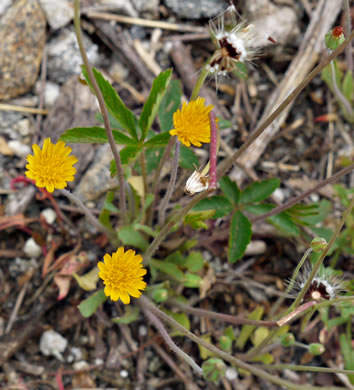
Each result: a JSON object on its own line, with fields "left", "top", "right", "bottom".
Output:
{"left": 309, "top": 343, "right": 325, "bottom": 356}
{"left": 325, "top": 26, "right": 345, "bottom": 50}
{"left": 151, "top": 288, "right": 168, "bottom": 303}
{"left": 202, "top": 358, "right": 226, "bottom": 383}
{"left": 310, "top": 237, "right": 327, "bottom": 253}
{"left": 280, "top": 333, "right": 295, "bottom": 347}
{"left": 219, "top": 335, "right": 233, "bottom": 352}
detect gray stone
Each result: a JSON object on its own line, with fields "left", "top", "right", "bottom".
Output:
{"left": 39, "top": 0, "right": 74, "bottom": 30}
{"left": 47, "top": 27, "right": 100, "bottom": 83}
{"left": 164, "top": 0, "right": 228, "bottom": 20}
{"left": 131, "top": 0, "right": 159, "bottom": 17}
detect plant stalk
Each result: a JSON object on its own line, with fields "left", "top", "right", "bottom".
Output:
{"left": 73, "top": 0, "right": 128, "bottom": 224}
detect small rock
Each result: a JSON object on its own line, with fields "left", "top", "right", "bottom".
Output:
{"left": 73, "top": 361, "right": 90, "bottom": 370}
{"left": 67, "top": 347, "right": 82, "bottom": 363}
{"left": 40, "top": 330, "right": 68, "bottom": 361}
{"left": 120, "top": 370, "right": 129, "bottom": 378}
{"left": 35, "top": 81, "right": 60, "bottom": 107}
{"left": 131, "top": 0, "right": 158, "bottom": 18}
{"left": 0, "top": 0, "right": 46, "bottom": 100}
{"left": 41, "top": 208, "right": 57, "bottom": 224}
{"left": 138, "top": 325, "right": 147, "bottom": 337}
{"left": 74, "top": 144, "right": 116, "bottom": 202}
{"left": 245, "top": 0, "right": 299, "bottom": 46}
{"left": 272, "top": 188, "right": 285, "bottom": 203}
{"left": 7, "top": 140, "right": 31, "bottom": 158}
{"left": 93, "top": 0, "right": 138, "bottom": 17}
{"left": 14, "top": 119, "right": 35, "bottom": 137}
{"left": 47, "top": 27, "right": 100, "bottom": 83}
{"left": 164, "top": 0, "right": 228, "bottom": 19}
{"left": 39, "top": 0, "right": 74, "bottom": 30}
{"left": 0, "top": 0, "right": 11, "bottom": 17}
{"left": 24, "top": 237, "right": 42, "bottom": 258}
{"left": 245, "top": 240, "right": 266, "bottom": 256}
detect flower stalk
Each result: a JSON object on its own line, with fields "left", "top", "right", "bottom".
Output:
{"left": 73, "top": 0, "right": 128, "bottom": 224}
{"left": 158, "top": 140, "right": 181, "bottom": 226}
{"left": 208, "top": 111, "right": 219, "bottom": 189}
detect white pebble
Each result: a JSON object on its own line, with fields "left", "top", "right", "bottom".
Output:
{"left": 225, "top": 367, "right": 238, "bottom": 380}
{"left": 24, "top": 238, "right": 42, "bottom": 258}
{"left": 138, "top": 325, "right": 147, "bottom": 337}
{"left": 73, "top": 360, "right": 90, "bottom": 370}
{"left": 120, "top": 369, "right": 129, "bottom": 378}
{"left": 8, "top": 140, "right": 31, "bottom": 158}
{"left": 41, "top": 208, "right": 57, "bottom": 224}
{"left": 39, "top": 330, "right": 68, "bottom": 361}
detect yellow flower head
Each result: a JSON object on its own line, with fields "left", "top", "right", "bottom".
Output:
{"left": 98, "top": 247, "right": 147, "bottom": 304}
{"left": 25, "top": 138, "right": 78, "bottom": 193}
{"left": 169, "top": 97, "right": 214, "bottom": 147}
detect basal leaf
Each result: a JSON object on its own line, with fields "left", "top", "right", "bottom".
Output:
{"left": 112, "top": 306, "right": 140, "bottom": 324}
{"left": 150, "top": 259, "right": 185, "bottom": 282}
{"left": 158, "top": 79, "right": 182, "bottom": 131}
{"left": 78, "top": 289, "right": 107, "bottom": 318}
{"left": 219, "top": 176, "right": 240, "bottom": 205}
{"left": 228, "top": 211, "right": 252, "bottom": 263}
{"left": 240, "top": 178, "right": 280, "bottom": 204}
{"left": 139, "top": 69, "right": 172, "bottom": 141}
{"left": 82, "top": 66, "right": 139, "bottom": 140}
{"left": 193, "top": 196, "right": 233, "bottom": 219}
{"left": 60, "top": 127, "right": 137, "bottom": 145}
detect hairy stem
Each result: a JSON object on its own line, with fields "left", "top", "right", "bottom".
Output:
{"left": 140, "top": 299, "right": 202, "bottom": 375}
{"left": 170, "top": 299, "right": 277, "bottom": 327}
{"left": 208, "top": 112, "right": 218, "bottom": 189}
{"left": 258, "top": 364, "right": 354, "bottom": 376}
{"left": 251, "top": 163, "right": 354, "bottom": 224}
{"left": 58, "top": 189, "right": 114, "bottom": 239}
{"left": 158, "top": 140, "right": 181, "bottom": 226}
{"left": 73, "top": 0, "right": 127, "bottom": 224}
{"left": 343, "top": 0, "right": 353, "bottom": 74}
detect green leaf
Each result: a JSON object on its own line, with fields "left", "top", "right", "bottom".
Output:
{"left": 180, "top": 145, "right": 198, "bottom": 169}
{"left": 219, "top": 176, "right": 240, "bottom": 205}
{"left": 60, "top": 127, "right": 137, "bottom": 145}
{"left": 99, "top": 191, "right": 118, "bottom": 230}
{"left": 293, "top": 200, "right": 331, "bottom": 225}
{"left": 112, "top": 306, "right": 140, "bottom": 324}
{"left": 144, "top": 131, "right": 171, "bottom": 148}
{"left": 268, "top": 212, "right": 300, "bottom": 236}
{"left": 139, "top": 69, "right": 172, "bottom": 141}
{"left": 158, "top": 79, "right": 182, "bottom": 131}
{"left": 322, "top": 61, "right": 343, "bottom": 95}
{"left": 193, "top": 196, "right": 233, "bottom": 219}
{"left": 118, "top": 225, "right": 148, "bottom": 250}
{"left": 120, "top": 145, "right": 140, "bottom": 165}
{"left": 184, "top": 210, "right": 216, "bottom": 230}
{"left": 183, "top": 273, "right": 202, "bottom": 288}
{"left": 218, "top": 119, "right": 232, "bottom": 129}
{"left": 82, "top": 66, "right": 139, "bottom": 140}
{"left": 236, "top": 306, "right": 264, "bottom": 350}
{"left": 228, "top": 211, "right": 252, "bottom": 263}
{"left": 150, "top": 259, "right": 185, "bottom": 282}
{"left": 240, "top": 178, "right": 280, "bottom": 204}
{"left": 78, "top": 289, "right": 107, "bottom": 318}
{"left": 184, "top": 251, "right": 205, "bottom": 272}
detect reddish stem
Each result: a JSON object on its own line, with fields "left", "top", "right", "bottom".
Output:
{"left": 209, "top": 111, "right": 218, "bottom": 189}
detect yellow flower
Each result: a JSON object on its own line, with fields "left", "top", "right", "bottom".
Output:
{"left": 170, "top": 97, "right": 214, "bottom": 147}
{"left": 25, "top": 138, "right": 78, "bottom": 193}
{"left": 98, "top": 247, "right": 147, "bottom": 304}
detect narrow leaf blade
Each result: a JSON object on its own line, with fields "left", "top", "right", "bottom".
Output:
{"left": 228, "top": 211, "right": 252, "bottom": 263}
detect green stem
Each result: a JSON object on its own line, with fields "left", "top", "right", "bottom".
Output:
{"left": 147, "top": 136, "right": 176, "bottom": 226}
{"left": 329, "top": 59, "right": 353, "bottom": 119}
{"left": 290, "top": 196, "right": 354, "bottom": 310}
{"left": 158, "top": 140, "right": 181, "bottom": 226}
{"left": 73, "top": 0, "right": 128, "bottom": 225}
{"left": 190, "top": 66, "right": 209, "bottom": 100}
{"left": 143, "top": 189, "right": 214, "bottom": 265}
{"left": 258, "top": 364, "right": 354, "bottom": 376}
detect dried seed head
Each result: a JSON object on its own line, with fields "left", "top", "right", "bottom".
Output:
{"left": 288, "top": 263, "right": 345, "bottom": 302}
{"left": 207, "top": 5, "right": 259, "bottom": 79}
{"left": 185, "top": 169, "right": 209, "bottom": 195}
